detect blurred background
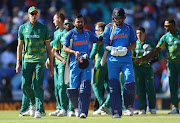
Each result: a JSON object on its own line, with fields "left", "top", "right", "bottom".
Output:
{"left": 0, "top": 0, "right": 180, "bottom": 110}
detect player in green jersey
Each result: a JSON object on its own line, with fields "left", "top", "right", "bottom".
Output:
{"left": 133, "top": 26, "right": 158, "bottom": 115}
{"left": 135, "top": 19, "right": 180, "bottom": 114}
{"left": 90, "top": 22, "right": 111, "bottom": 115}
{"left": 48, "top": 11, "right": 66, "bottom": 116}
{"left": 16, "top": 6, "right": 54, "bottom": 118}
{"left": 53, "top": 18, "right": 75, "bottom": 117}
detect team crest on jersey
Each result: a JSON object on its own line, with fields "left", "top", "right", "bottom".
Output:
{"left": 84, "top": 35, "right": 87, "bottom": 38}
{"left": 169, "top": 37, "right": 172, "bottom": 41}
{"left": 25, "top": 28, "right": 28, "bottom": 32}
{"left": 124, "top": 29, "right": 128, "bottom": 32}
{"left": 38, "top": 29, "right": 40, "bottom": 33}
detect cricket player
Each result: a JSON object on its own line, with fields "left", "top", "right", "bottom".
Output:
{"left": 133, "top": 26, "right": 157, "bottom": 115}
{"left": 135, "top": 19, "right": 180, "bottom": 114}
{"left": 103, "top": 8, "right": 137, "bottom": 118}
{"left": 52, "top": 17, "right": 75, "bottom": 117}
{"left": 90, "top": 22, "right": 111, "bottom": 115}
{"left": 16, "top": 6, "right": 54, "bottom": 118}
{"left": 63, "top": 14, "right": 101, "bottom": 118}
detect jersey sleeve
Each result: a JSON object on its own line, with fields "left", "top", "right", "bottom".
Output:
{"left": 129, "top": 25, "right": 137, "bottom": 43}
{"left": 102, "top": 26, "right": 110, "bottom": 44}
{"left": 18, "top": 25, "right": 24, "bottom": 41}
{"left": 157, "top": 35, "right": 166, "bottom": 49}
{"left": 53, "top": 35, "right": 61, "bottom": 50}
{"left": 44, "top": 26, "right": 51, "bottom": 42}
{"left": 64, "top": 30, "right": 72, "bottom": 46}
{"left": 90, "top": 43, "right": 98, "bottom": 60}
{"left": 88, "top": 31, "right": 98, "bottom": 43}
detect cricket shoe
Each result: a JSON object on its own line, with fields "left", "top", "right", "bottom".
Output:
{"left": 100, "top": 104, "right": 111, "bottom": 114}
{"left": 80, "top": 113, "right": 86, "bottom": 118}
{"left": 29, "top": 104, "right": 35, "bottom": 117}
{"left": 168, "top": 107, "right": 179, "bottom": 114}
{"left": 34, "top": 110, "right": 41, "bottom": 118}
{"left": 49, "top": 109, "right": 60, "bottom": 116}
{"left": 150, "top": 109, "right": 156, "bottom": 114}
{"left": 75, "top": 108, "right": 79, "bottom": 117}
{"left": 68, "top": 111, "right": 76, "bottom": 117}
{"left": 41, "top": 112, "right": 46, "bottom": 116}
{"left": 21, "top": 110, "right": 30, "bottom": 116}
{"left": 139, "top": 110, "right": 146, "bottom": 115}
{"left": 133, "top": 111, "right": 139, "bottom": 115}
{"left": 57, "top": 109, "right": 67, "bottom": 117}
{"left": 124, "top": 108, "right": 134, "bottom": 116}
{"left": 112, "top": 113, "right": 121, "bottom": 118}
{"left": 93, "top": 109, "right": 102, "bottom": 115}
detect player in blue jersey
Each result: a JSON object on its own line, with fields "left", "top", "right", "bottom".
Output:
{"left": 63, "top": 14, "right": 101, "bottom": 118}
{"left": 103, "top": 8, "right": 137, "bottom": 118}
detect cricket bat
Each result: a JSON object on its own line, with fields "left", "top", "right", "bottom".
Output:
{"left": 100, "top": 25, "right": 115, "bottom": 66}
{"left": 64, "top": 39, "right": 73, "bottom": 84}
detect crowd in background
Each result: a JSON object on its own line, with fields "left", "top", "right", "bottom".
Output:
{"left": 0, "top": 0, "right": 180, "bottom": 102}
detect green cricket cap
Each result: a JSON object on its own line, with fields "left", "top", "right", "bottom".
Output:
{"left": 28, "top": 6, "right": 38, "bottom": 14}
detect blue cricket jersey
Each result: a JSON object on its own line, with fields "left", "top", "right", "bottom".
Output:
{"left": 64, "top": 28, "right": 98, "bottom": 62}
{"left": 103, "top": 23, "right": 137, "bottom": 63}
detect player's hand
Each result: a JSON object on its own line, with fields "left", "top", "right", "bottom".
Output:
{"left": 62, "top": 58, "right": 66, "bottom": 65}
{"left": 74, "top": 51, "right": 80, "bottom": 60}
{"left": 16, "top": 63, "right": 21, "bottom": 74}
{"left": 134, "top": 58, "right": 142, "bottom": 64}
{"left": 49, "top": 64, "right": 54, "bottom": 77}
{"left": 45, "top": 58, "right": 50, "bottom": 69}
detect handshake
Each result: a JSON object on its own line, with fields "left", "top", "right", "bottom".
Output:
{"left": 111, "top": 46, "right": 128, "bottom": 56}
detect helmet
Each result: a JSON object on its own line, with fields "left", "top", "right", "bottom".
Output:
{"left": 76, "top": 53, "right": 89, "bottom": 69}
{"left": 112, "top": 8, "right": 126, "bottom": 19}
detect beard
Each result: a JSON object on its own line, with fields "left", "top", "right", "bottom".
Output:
{"left": 75, "top": 25, "right": 83, "bottom": 30}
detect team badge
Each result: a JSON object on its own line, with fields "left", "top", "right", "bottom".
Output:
{"left": 125, "top": 29, "right": 128, "bottom": 32}
{"left": 38, "top": 29, "right": 40, "bottom": 33}
{"left": 115, "top": 10, "right": 119, "bottom": 16}
{"left": 84, "top": 35, "right": 87, "bottom": 38}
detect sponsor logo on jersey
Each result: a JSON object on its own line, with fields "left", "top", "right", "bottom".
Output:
{"left": 113, "top": 34, "right": 128, "bottom": 39}
{"left": 73, "top": 40, "right": 88, "bottom": 46}
{"left": 26, "top": 35, "right": 40, "bottom": 38}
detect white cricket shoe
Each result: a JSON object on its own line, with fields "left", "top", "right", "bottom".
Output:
{"left": 139, "top": 110, "right": 146, "bottom": 115}
{"left": 168, "top": 107, "right": 179, "bottom": 114}
{"left": 29, "top": 104, "right": 35, "bottom": 117}
{"left": 57, "top": 109, "right": 67, "bottom": 117}
{"left": 150, "top": 109, "right": 156, "bottom": 114}
{"left": 49, "top": 109, "right": 60, "bottom": 116}
{"left": 21, "top": 110, "right": 30, "bottom": 116}
{"left": 100, "top": 104, "right": 111, "bottom": 114}
{"left": 34, "top": 111, "right": 41, "bottom": 118}
{"left": 93, "top": 109, "right": 102, "bottom": 115}
{"left": 112, "top": 113, "right": 121, "bottom": 118}
{"left": 80, "top": 113, "right": 86, "bottom": 118}
{"left": 68, "top": 111, "right": 75, "bottom": 117}
{"left": 75, "top": 109, "right": 79, "bottom": 117}
{"left": 124, "top": 108, "right": 134, "bottom": 116}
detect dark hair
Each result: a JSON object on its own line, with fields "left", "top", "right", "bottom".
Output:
{"left": 55, "top": 12, "right": 65, "bottom": 22}
{"left": 74, "top": 13, "right": 83, "bottom": 20}
{"left": 136, "top": 26, "right": 145, "bottom": 33}
{"left": 65, "top": 18, "right": 73, "bottom": 22}
{"left": 95, "top": 22, "right": 106, "bottom": 31}
{"left": 165, "top": 19, "right": 175, "bottom": 26}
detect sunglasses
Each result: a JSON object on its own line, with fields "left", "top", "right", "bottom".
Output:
{"left": 30, "top": 13, "right": 38, "bottom": 16}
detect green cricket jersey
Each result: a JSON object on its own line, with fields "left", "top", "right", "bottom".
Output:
{"left": 157, "top": 29, "right": 180, "bottom": 62}
{"left": 53, "top": 28, "right": 67, "bottom": 65}
{"left": 90, "top": 32, "right": 104, "bottom": 68}
{"left": 133, "top": 40, "right": 156, "bottom": 67}
{"left": 18, "top": 21, "right": 51, "bottom": 63}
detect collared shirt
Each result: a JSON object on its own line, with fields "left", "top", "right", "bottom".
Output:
{"left": 103, "top": 23, "right": 137, "bottom": 63}
{"left": 64, "top": 28, "right": 98, "bottom": 62}
{"left": 18, "top": 21, "right": 51, "bottom": 63}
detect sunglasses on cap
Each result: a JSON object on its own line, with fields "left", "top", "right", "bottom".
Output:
{"left": 64, "top": 22, "right": 72, "bottom": 25}
{"left": 30, "top": 12, "right": 38, "bottom": 16}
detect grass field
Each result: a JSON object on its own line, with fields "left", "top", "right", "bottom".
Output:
{"left": 0, "top": 110, "right": 180, "bottom": 123}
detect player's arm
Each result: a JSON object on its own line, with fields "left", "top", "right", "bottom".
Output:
{"left": 16, "top": 40, "right": 23, "bottom": 74}
{"left": 90, "top": 43, "right": 98, "bottom": 60}
{"left": 63, "top": 31, "right": 80, "bottom": 59}
{"left": 127, "top": 41, "right": 136, "bottom": 51}
{"left": 54, "top": 48, "right": 66, "bottom": 65}
{"left": 127, "top": 25, "right": 137, "bottom": 51}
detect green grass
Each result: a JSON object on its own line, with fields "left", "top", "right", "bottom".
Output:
{"left": 0, "top": 110, "right": 180, "bottom": 123}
